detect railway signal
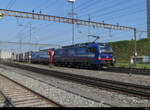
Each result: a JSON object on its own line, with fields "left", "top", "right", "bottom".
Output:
{"left": 0, "top": 13, "right": 3, "bottom": 19}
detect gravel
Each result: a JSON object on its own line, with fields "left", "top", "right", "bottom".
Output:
{"left": 18, "top": 62, "right": 150, "bottom": 87}
{"left": 0, "top": 65, "right": 109, "bottom": 107}
{"left": 0, "top": 64, "right": 150, "bottom": 107}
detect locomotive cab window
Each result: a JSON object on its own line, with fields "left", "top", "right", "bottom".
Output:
{"left": 87, "top": 47, "right": 97, "bottom": 53}
{"left": 99, "top": 45, "right": 113, "bottom": 54}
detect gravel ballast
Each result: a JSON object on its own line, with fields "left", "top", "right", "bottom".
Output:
{"left": 0, "top": 66, "right": 109, "bottom": 107}
{"left": 18, "top": 62, "right": 150, "bottom": 87}
{"left": 0, "top": 64, "right": 150, "bottom": 107}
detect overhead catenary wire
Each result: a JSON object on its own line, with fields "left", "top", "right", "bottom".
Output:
{"left": 6, "top": 0, "right": 13, "bottom": 9}
{"left": 5, "top": 0, "right": 98, "bottom": 43}
{"left": 6, "top": 0, "right": 16, "bottom": 9}
{"left": 99, "top": 8, "right": 146, "bottom": 22}
{"left": 40, "top": 0, "right": 59, "bottom": 11}
{"left": 79, "top": 0, "right": 130, "bottom": 17}
{"left": 9, "top": 20, "right": 57, "bottom": 43}
{"left": 18, "top": 0, "right": 59, "bottom": 38}
{"left": 33, "top": 0, "right": 50, "bottom": 10}
{"left": 79, "top": 0, "right": 145, "bottom": 24}
{"left": 77, "top": 0, "right": 114, "bottom": 15}
{"left": 6, "top": 0, "right": 58, "bottom": 42}
{"left": 54, "top": 24, "right": 99, "bottom": 44}
{"left": 75, "top": 0, "right": 97, "bottom": 12}
{"left": 75, "top": 0, "right": 94, "bottom": 10}
{"left": 93, "top": 1, "right": 145, "bottom": 21}
{"left": 8, "top": 0, "right": 16, "bottom": 9}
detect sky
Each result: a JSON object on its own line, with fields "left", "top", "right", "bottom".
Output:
{"left": 0, "top": 0, "right": 147, "bottom": 53}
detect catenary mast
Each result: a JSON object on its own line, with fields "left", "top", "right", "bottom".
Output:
{"left": 147, "top": 0, "right": 150, "bottom": 38}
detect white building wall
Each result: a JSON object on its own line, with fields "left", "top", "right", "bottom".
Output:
{"left": 0, "top": 50, "right": 12, "bottom": 60}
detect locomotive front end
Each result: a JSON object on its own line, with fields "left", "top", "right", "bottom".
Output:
{"left": 99, "top": 44, "right": 114, "bottom": 67}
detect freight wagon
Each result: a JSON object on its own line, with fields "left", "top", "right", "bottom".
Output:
{"left": 31, "top": 51, "right": 51, "bottom": 64}
{"left": 15, "top": 50, "right": 53, "bottom": 64}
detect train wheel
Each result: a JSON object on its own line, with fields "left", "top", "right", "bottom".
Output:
{"left": 92, "top": 65, "right": 100, "bottom": 70}
{"left": 54, "top": 63, "right": 58, "bottom": 66}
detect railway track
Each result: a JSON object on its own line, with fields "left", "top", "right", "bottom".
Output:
{"left": 0, "top": 90, "right": 14, "bottom": 107}
{"left": 2, "top": 62, "right": 150, "bottom": 100}
{"left": 0, "top": 73, "right": 61, "bottom": 107}
{"left": 106, "top": 67, "right": 150, "bottom": 75}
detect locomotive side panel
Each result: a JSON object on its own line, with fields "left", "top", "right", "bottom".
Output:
{"left": 53, "top": 47, "right": 96, "bottom": 67}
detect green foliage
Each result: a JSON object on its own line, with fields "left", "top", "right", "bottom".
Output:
{"left": 109, "top": 38, "right": 150, "bottom": 63}
{"left": 116, "top": 62, "right": 150, "bottom": 69}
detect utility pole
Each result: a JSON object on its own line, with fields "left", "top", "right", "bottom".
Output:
{"left": 29, "top": 22, "right": 32, "bottom": 63}
{"left": 88, "top": 14, "right": 91, "bottom": 42}
{"left": 134, "top": 28, "right": 137, "bottom": 67}
{"left": 109, "top": 29, "right": 112, "bottom": 41}
{"left": 72, "top": 1, "right": 75, "bottom": 45}
{"left": 19, "top": 32, "right": 22, "bottom": 53}
{"left": 147, "top": 0, "right": 150, "bottom": 38}
{"left": 68, "top": 0, "right": 75, "bottom": 45}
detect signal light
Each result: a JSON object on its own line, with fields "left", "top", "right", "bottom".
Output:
{"left": 0, "top": 13, "right": 3, "bottom": 19}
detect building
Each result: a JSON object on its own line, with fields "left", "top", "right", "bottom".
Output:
{"left": 0, "top": 50, "right": 13, "bottom": 60}
{"left": 147, "top": 0, "right": 150, "bottom": 38}
{"left": 131, "top": 56, "right": 150, "bottom": 64}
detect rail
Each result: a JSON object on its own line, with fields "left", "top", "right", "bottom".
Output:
{"left": 0, "top": 90, "right": 14, "bottom": 107}
{"left": 0, "top": 73, "right": 62, "bottom": 107}
{"left": 106, "top": 67, "right": 150, "bottom": 75}
{"left": 2, "top": 61, "right": 150, "bottom": 100}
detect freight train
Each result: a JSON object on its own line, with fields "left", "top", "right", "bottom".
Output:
{"left": 15, "top": 42, "right": 115, "bottom": 69}
{"left": 15, "top": 50, "right": 54, "bottom": 64}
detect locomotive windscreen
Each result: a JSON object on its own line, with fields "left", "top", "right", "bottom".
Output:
{"left": 99, "top": 44, "right": 113, "bottom": 54}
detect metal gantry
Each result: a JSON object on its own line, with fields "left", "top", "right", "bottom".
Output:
{"left": 0, "top": 9, "right": 135, "bottom": 31}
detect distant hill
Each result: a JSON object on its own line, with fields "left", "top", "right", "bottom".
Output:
{"left": 109, "top": 38, "right": 150, "bottom": 63}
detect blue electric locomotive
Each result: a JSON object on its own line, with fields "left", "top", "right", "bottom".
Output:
{"left": 53, "top": 42, "right": 115, "bottom": 69}
{"left": 31, "top": 51, "right": 50, "bottom": 64}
